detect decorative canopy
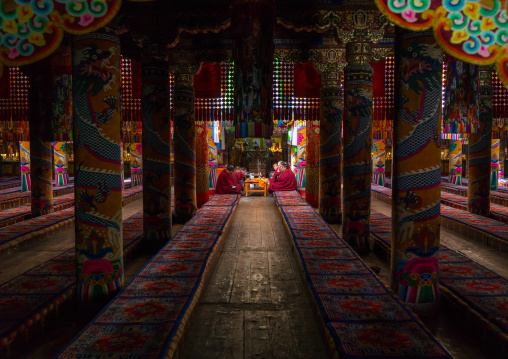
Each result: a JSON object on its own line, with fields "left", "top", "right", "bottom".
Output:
{"left": 375, "top": 0, "right": 508, "bottom": 89}
{"left": 0, "top": 0, "right": 122, "bottom": 68}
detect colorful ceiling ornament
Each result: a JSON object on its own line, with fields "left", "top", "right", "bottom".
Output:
{"left": 374, "top": 0, "right": 508, "bottom": 89}
{"left": 0, "top": 0, "right": 122, "bottom": 68}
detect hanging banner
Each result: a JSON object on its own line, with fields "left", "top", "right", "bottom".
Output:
{"left": 129, "top": 143, "right": 142, "bottom": 187}
{"left": 372, "top": 139, "right": 386, "bottom": 186}
{"left": 53, "top": 142, "right": 69, "bottom": 187}
{"left": 19, "top": 141, "right": 30, "bottom": 192}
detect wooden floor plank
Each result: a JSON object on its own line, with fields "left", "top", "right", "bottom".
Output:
{"left": 245, "top": 310, "right": 272, "bottom": 359}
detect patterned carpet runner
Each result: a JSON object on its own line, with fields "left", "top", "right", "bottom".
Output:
{"left": 57, "top": 194, "right": 239, "bottom": 358}
{"left": 370, "top": 209, "right": 508, "bottom": 355}
{"left": 273, "top": 191, "right": 452, "bottom": 358}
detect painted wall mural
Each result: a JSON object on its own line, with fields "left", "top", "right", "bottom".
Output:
{"left": 296, "top": 122, "right": 306, "bottom": 189}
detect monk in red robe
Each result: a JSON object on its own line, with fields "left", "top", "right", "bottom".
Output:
{"left": 234, "top": 166, "right": 244, "bottom": 192}
{"left": 216, "top": 165, "right": 241, "bottom": 194}
{"left": 268, "top": 161, "right": 297, "bottom": 194}
{"left": 269, "top": 162, "right": 281, "bottom": 187}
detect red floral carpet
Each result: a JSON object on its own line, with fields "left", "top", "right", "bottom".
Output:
{"left": 371, "top": 210, "right": 508, "bottom": 345}
{"left": 57, "top": 194, "right": 240, "bottom": 358}
{"left": 275, "top": 191, "right": 451, "bottom": 358}
{"left": 0, "top": 208, "right": 145, "bottom": 354}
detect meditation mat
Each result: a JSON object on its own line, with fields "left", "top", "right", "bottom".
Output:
{"left": 274, "top": 191, "right": 307, "bottom": 206}
{"left": 276, "top": 201, "right": 452, "bottom": 358}
{"left": 57, "top": 195, "right": 239, "bottom": 358}
{"left": 370, "top": 209, "right": 508, "bottom": 343}
{"left": 202, "top": 194, "right": 239, "bottom": 207}
{"left": 0, "top": 210, "right": 146, "bottom": 353}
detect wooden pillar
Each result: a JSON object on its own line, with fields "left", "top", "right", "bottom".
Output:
{"left": 72, "top": 27, "right": 123, "bottom": 303}
{"left": 372, "top": 139, "right": 386, "bottom": 186}
{"left": 342, "top": 42, "right": 373, "bottom": 251}
{"left": 467, "top": 67, "right": 492, "bottom": 215}
{"left": 142, "top": 50, "right": 172, "bottom": 244}
{"left": 318, "top": 71, "right": 342, "bottom": 223}
{"left": 196, "top": 118, "right": 209, "bottom": 207}
{"left": 448, "top": 140, "right": 462, "bottom": 185}
{"left": 27, "top": 60, "right": 54, "bottom": 216}
{"left": 391, "top": 29, "right": 443, "bottom": 313}
{"left": 305, "top": 117, "right": 319, "bottom": 208}
{"left": 173, "top": 73, "right": 197, "bottom": 222}
{"left": 491, "top": 140, "right": 500, "bottom": 191}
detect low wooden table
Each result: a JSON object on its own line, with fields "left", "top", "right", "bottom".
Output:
{"left": 245, "top": 178, "right": 268, "bottom": 197}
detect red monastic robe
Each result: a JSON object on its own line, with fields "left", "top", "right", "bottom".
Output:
{"left": 216, "top": 170, "right": 241, "bottom": 194}
{"left": 269, "top": 168, "right": 297, "bottom": 193}
{"left": 269, "top": 167, "right": 280, "bottom": 186}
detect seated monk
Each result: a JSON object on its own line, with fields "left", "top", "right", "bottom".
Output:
{"left": 234, "top": 166, "right": 244, "bottom": 192}
{"left": 269, "top": 161, "right": 281, "bottom": 187}
{"left": 268, "top": 161, "right": 297, "bottom": 194}
{"left": 216, "top": 164, "right": 241, "bottom": 194}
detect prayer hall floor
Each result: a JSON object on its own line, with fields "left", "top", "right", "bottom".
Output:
{"left": 4, "top": 194, "right": 508, "bottom": 358}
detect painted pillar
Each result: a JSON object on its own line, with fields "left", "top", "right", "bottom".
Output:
{"left": 342, "top": 42, "right": 373, "bottom": 251}
{"left": 72, "top": 27, "right": 123, "bottom": 303}
{"left": 142, "top": 52, "right": 172, "bottom": 244}
{"left": 491, "top": 140, "right": 500, "bottom": 191}
{"left": 208, "top": 121, "right": 218, "bottom": 194}
{"left": 500, "top": 140, "right": 505, "bottom": 179}
{"left": 448, "top": 140, "right": 462, "bottom": 185}
{"left": 173, "top": 73, "right": 197, "bottom": 222}
{"left": 19, "top": 142, "right": 31, "bottom": 192}
{"left": 232, "top": 0, "right": 273, "bottom": 138}
{"left": 196, "top": 119, "right": 209, "bottom": 207}
{"left": 467, "top": 67, "right": 492, "bottom": 215}
{"left": 391, "top": 29, "right": 443, "bottom": 313}
{"left": 296, "top": 122, "right": 306, "bottom": 189}
{"left": 129, "top": 143, "right": 142, "bottom": 187}
{"left": 305, "top": 118, "right": 319, "bottom": 208}
{"left": 54, "top": 142, "right": 69, "bottom": 187}
{"left": 318, "top": 72, "right": 342, "bottom": 223}
{"left": 120, "top": 142, "right": 124, "bottom": 190}
{"left": 28, "top": 61, "right": 54, "bottom": 216}
{"left": 372, "top": 139, "right": 386, "bottom": 186}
